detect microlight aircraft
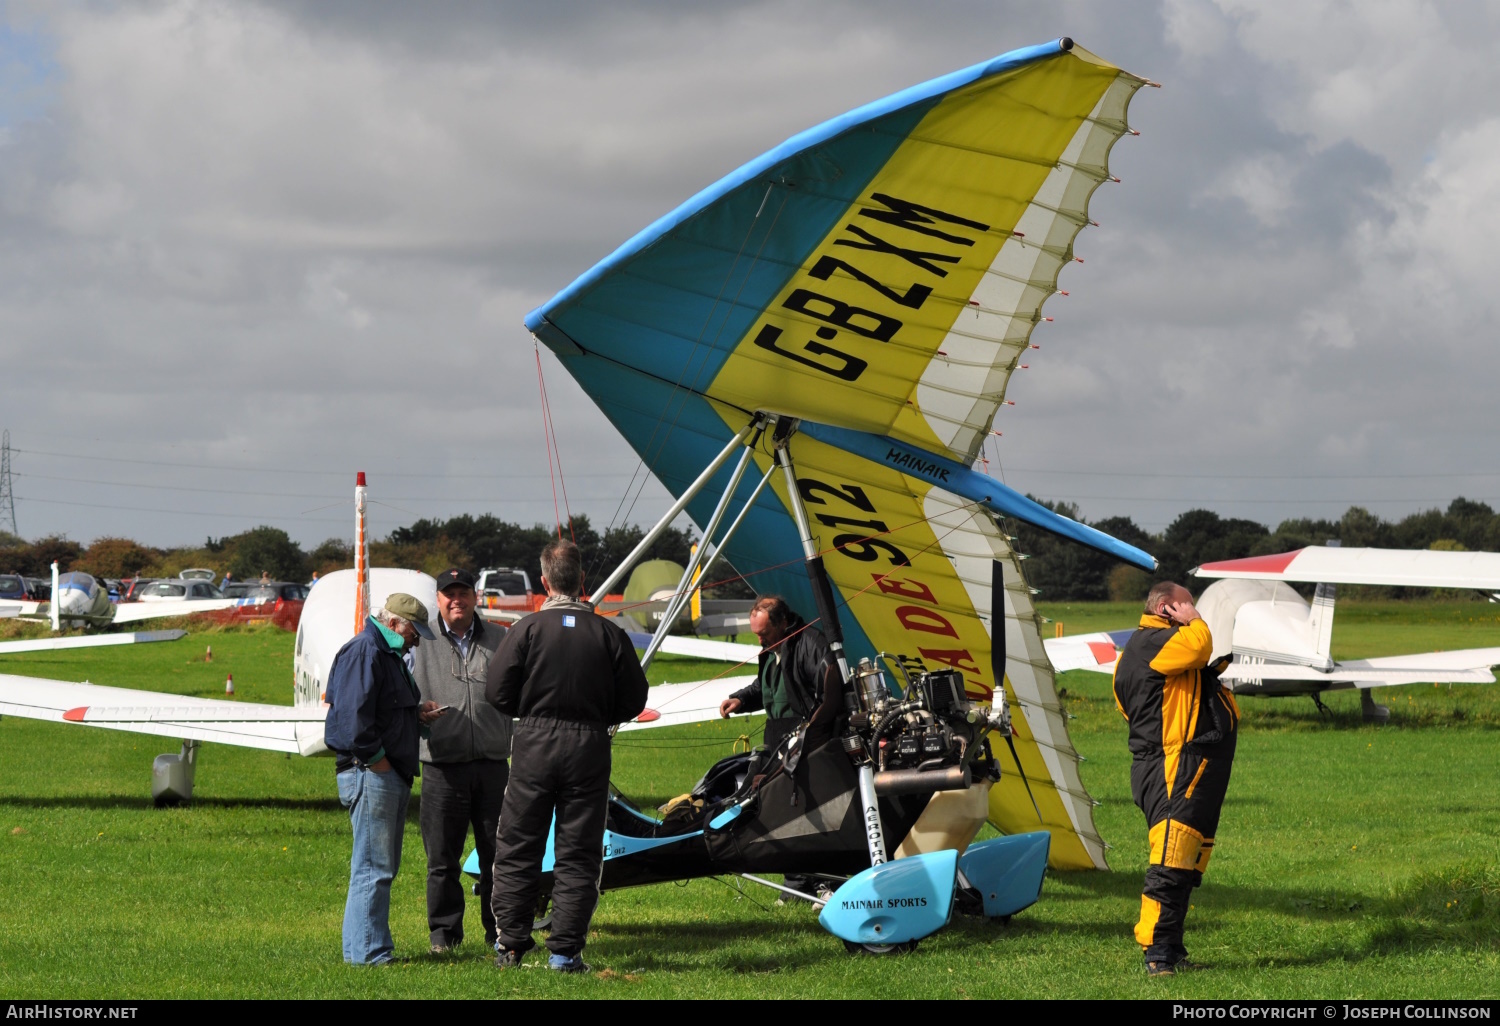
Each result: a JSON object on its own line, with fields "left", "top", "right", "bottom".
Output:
{"left": 512, "top": 35, "right": 1161, "bottom": 947}
{"left": 1043, "top": 544, "right": 1500, "bottom": 722}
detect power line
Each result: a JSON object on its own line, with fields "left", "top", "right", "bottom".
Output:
{"left": 14, "top": 495, "right": 349, "bottom": 524}
{"left": 13, "top": 471, "right": 640, "bottom": 504}
{"left": 13, "top": 447, "right": 647, "bottom": 480}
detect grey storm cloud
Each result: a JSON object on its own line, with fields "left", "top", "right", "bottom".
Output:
{"left": 1, "top": 0, "right": 1498, "bottom": 550}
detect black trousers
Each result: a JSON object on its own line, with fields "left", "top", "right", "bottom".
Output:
{"left": 490, "top": 718, "right": 611, "bottom": 957}
{"left": 762, "top": 715, "right": 799, "bottom": 757}
{"left": 419, "top": 758, "right": 508, "bottom": 947}
{"left": 1131, "top": 734, "right": 1236, "bottom": 964}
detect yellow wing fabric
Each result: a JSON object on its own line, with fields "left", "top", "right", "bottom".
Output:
{"left": 745, "top": 426, "right": 1106, "bottom": 870}
{"left": 708, "top": 44, "right": 1144, "bottom": 464}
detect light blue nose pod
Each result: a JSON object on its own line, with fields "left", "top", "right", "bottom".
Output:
{"left": 958, "top": 831, "right": 1050, "bottom": 918}
{"left": 819, "top": 849, "right": 957, "bottom": 946}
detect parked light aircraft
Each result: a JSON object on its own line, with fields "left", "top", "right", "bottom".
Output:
{"left": 1040, "top": 545, "right": 1500, "bottom": 722}
{"left": 0, "top": 564, "right": 241, "bottom": 656}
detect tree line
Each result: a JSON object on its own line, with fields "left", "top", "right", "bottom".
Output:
{"left": 6, "top": 497, "right": 1498, "bottom": 603}
{"left": 0, "top": 513, "right": 732, "bottom": 596}
{"left": 1005, "top": 497, "right": 1500, "bottom": 602}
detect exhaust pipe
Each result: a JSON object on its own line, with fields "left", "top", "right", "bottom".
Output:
{"left": 873, "top": 765, "right": 971, "bottom": 796}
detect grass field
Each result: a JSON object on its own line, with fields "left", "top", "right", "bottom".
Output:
{"left": 1, "top": 604, "right": 1497, "bottom": 998}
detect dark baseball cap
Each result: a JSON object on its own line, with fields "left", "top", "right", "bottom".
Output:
{"left": 435, "top": 568, "right": 477, "bottom": 591}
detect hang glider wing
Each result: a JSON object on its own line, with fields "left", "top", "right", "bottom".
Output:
{"left": 526, "top": 39, "right": 1154, "bottom": 870}
{"left": 1194, "top": 547, "right": 1500, "bottom": 590}
{"left": 0, "top": 674, "right": 329, "bottom": 755}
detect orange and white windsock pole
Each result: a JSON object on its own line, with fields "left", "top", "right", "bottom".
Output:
{"left": 354, "top": 471, "right": 370, "bottom": 636}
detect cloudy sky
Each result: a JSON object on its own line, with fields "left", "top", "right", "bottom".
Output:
{"left": 3, "top": 0, "right": 1498, "bottom": 553}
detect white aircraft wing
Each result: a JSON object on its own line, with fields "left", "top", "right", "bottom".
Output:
{"left": 0, "top": 673, "right": 329, "bottom": 755}
{"left": 1193, "top": 547, "right": 1500, "bottom": 590}
{"left": 113, "top": 599, "right": 240, "bottom": 624}
{"left": 1348, "top": 647, "right": 1500, "bottom": 671}
{"left": 1220, "top": 656, "right": 1497, "bottom": 687}
{"left": 616, "top": 675, "right": 757, "bottom": 732}
{"left": 0, "top": 630, "right": 186, "bottom": 656}
{"left": 625, "top": 631, "right": 760, "bottom": 665}
{"left": 1042, "top": 632, "right": 1127, "bottom": 675}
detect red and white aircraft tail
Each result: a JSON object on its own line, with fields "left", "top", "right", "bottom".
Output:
{"left": 1196, "top": 545, "right": 1500, "bottom": 719}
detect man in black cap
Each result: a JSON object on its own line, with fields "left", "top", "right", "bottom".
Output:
{"left": 486, "top": 539, "right": 649, "bottom": 973}
{"left": 410, "top": 568, "right": 513, "bottom": 954}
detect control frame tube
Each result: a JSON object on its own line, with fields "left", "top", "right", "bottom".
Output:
{"left": 588, "top": 418, "right": 759, "bottom": 603}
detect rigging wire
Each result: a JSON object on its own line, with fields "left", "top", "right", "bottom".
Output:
{"left": 536, "top": 346, "right": 575, "bottom": 542}
{"left": 536, "top": 344, "right": 565, "bottom": 541}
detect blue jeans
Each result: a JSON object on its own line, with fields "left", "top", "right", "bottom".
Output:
{"left": 337, "top": 767, "right": 411, "bottom": 965}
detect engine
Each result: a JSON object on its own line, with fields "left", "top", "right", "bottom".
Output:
{"left": 840, "top": 658, "right": 1009, "bottom": 797}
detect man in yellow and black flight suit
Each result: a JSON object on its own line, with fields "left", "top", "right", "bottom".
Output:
{"left": 1112, "top": 581, "right": 1240, "bottom": 977}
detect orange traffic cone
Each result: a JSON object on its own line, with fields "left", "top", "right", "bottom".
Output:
{"left": 205, "top": 645, "right": 213, "bottom": 663}
{"left": 225, "top": 673, "right": 235, "bottom": 696}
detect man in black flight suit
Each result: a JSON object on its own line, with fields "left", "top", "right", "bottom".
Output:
{"left": 485, "top": 539, "right": 649, "bottom": 973}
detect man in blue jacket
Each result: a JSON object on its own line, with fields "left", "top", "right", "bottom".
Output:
{"left": 324, "top": 593, "right": 447, "bottom": 965}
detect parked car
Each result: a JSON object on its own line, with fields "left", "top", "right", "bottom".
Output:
{"left": 24, "top": 577, "right": 50, "bottom": 601}
{"left": 179, "top": 568, "right": 217, "bottom": 581}
{"left": 137, "top": 579, "right": 224, "bottom": 602}
{"left": 119, "top": 578, "right": 160, "bottom": 603}
{"left": 0, "top": 573, "right": 35, "bottom": 602}
{"left": 224, "top": 580, "right": 308, "bottom": 631}
{"left": 476, "top": 567, "right": 540, "bottom": 613}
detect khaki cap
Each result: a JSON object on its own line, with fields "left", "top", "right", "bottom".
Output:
{"left": 384, "top": 592, "right": 435, "bottom": 639}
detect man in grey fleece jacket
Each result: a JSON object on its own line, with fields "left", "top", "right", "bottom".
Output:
{"left": 410, "top": 567, "right": 513, "bottom": 953}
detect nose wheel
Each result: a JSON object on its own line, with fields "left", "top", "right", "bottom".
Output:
{"left": 843, "top": 939, "right": 919, "bottom": 956}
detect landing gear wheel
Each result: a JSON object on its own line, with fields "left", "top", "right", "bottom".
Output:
{"left": 843, "top": 939, "right": 919, "bottom": 956}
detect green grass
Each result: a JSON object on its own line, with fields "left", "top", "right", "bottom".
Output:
{"left": 1, "top": 607, "right": 1498, "bottom": 998}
